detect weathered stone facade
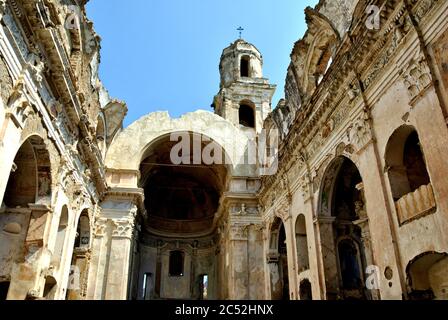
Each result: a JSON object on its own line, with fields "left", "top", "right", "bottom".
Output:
{"left": 0, "top": 0, "right": 447, "bottom": 300}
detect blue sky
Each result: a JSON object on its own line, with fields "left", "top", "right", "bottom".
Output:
{"left": 86, "top": 0, "right": 318, "bottom": 127}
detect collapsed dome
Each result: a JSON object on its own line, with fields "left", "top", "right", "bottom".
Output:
{"left": 139, "top": 133, "right": 228, "bottom": 236}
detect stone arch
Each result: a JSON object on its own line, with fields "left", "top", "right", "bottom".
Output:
{"left": 317, "top": 156, "right": 345, "bottom": 217}
{"left": 290, "top": 7, "right": 340, "bottom": 102}
{"left": 19, "top": 111, "right": 60, "bottom": 199}
{"left": 268, "top": 217, "right": 289, "bottom": 300}
{"left": 385, "top": 125, "right": 431, "bottom": 200}
{"left": 138, "top": 130, "right": 231, "bottom": 237}
{"left": 238, "top": 100, "right": 256, "bottom": 129}
{"left": 406, "top": 252, "right": 448, "bottom": 300}
{"left": 3, "top": 134, "right": 53, "bottom": 207}
{"left": 385, "top": 125, "right": 434, "bottom": 225}
{"left": 240, "top": 55, "right": 250, "bottom": 77}
{"left": 295, "top": 214, "right": 309, "bottom": 273}
{"left": 335, "top": 236, "right": 365, "bottom": 293}
{"left": 105, "top": 111, "right": 248, "bottom": 174}
{"left": 66, "top": 209, "right": 91, "bottom": 300}
{"left": 299, "top": 279, "right": 313, "bottom": 300}
{"left": 317, "top": 156, "right": 373, "bottom": 300}
{"left": 133, "top": 127, "right": 233, "bottom": 300}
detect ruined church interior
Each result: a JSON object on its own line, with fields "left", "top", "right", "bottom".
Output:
{"left": 0, "top": 0, "right": 448, "bottom": 302}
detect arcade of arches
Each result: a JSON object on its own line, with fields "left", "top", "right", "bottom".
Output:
{"left": 1, "top": 0, "right": 448, "bottom": 300}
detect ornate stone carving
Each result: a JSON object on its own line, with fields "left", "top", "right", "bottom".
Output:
{"left": 266, "top": 252, "right": 280, "bottom": 264}
{"left": 300, "top": 174, "right": 312, "bottom": 200}
{"left": 20, "top": 111, "right": 47, "bottom": 141}
{"left": 94, "top": 218, "right": 108, "bottom": 237}
{"left": 347, "top": 82, "right": 360, "bottom": 101}
{"left": 401, "top": 54, "right": 432, "bottom": 102}
{"left": 7, "top": 75, "right": 33, "bottom": 128}
{"left": 349, "top": 112, "right": 372, "bottom": 152}
{"left": 111, "top": 206, "right": 138, "bottom": 239}
{"left": 413, "top": 0, "right": 439, "bottom": 23}
{"left": 229, "top": 225, "right": 249, "bottom": 240}
{"left": 275, "top": 204, "right": 291, "bottom": 222}
{"left": 0, "top": 55, "right": 13, "bottom": 105}
{"left": 112, "top": 220, "right": 135, "bottom": 239}
{"left": 27, "top": 52, "right": 46, "bottom": 85}
{"left": 47, "top": 98, "right": 63, "bottom": 119}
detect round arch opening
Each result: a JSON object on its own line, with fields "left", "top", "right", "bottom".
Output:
{"left": 139, "top": 132, "right": 229, "bottom": 236}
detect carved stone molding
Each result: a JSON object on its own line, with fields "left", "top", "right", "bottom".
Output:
{"left": 401, "top": 53, "right": 432, "bottom": 103}
{"left": 112, "top": 219, "right": 135, "bottom": 239}
{"left": 0, "top": 55, "right": 13, "bottom": 105}
{"left": 266, "top": 251, "right": 280, "bottom": 264}
{"left": 349, "top": 112, "right": 372, "bottom": 152}
{"left": 230, "top": 203, "right": 260, "bottom": 216}
{"left": 275, "top": 203, "right": 291, "bottom": 222}
{"left": 27, "top": 51, "right": 46, "bottom": 86}
{"left": 6, "top": 76, "right": 32, "bottom": 129}
{"left": 300, "top": 174, "right": 312, "bottom": 201}
{"left": 111, "top": 206, "right": 138, "bottom": 239}
{"left": 93, "top": 218, "right": 107, "bottom": 238}
{"left": 229, "top": 224, "right": 249, "bottom": 241}
{"left": 313, "top": 215, "right": 336, "bottom": 225}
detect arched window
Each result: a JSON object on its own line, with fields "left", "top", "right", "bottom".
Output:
{"left": 318, "top": 157, "right": 372, "bottom": 300}
{"left": 299, "top": 279, "right": 312, "bottom": 300}
{"left": 169, "top": 251, "right": 184, "bottom": 277}
{"left": 295, "top": 215, "right": 309, "bottom": 272}
{"left": 53, "top": 206, "right": 69, "bottom": 267}
{"left": 199, "top": 274, "right": 208, "bottom": 300}
{"left": 67, "top": 211, "right": 91, "bottom": 300}
{"left": 403, "top": 131, "right": 430, "bottom": 192}
{"left": 0, "top": 282, "right": 9, "bottom": 300}
{"left": 240, "top": 56, "right": 250, "bottom": 77}
{"left": 406, "top": 252, "right": 448, "bottom": 300}
{"left": 239, "top": 104, "right": 255, "bottom": 128}
{"left": 268, "top": 218, "right": 289, "bottom": 301}
{"left": 386, "top": 126, "right": 431, "bottom": 200}
{"left": 74, "top": 213, "right": 90, "bottom": 248}
{"left": 387, "top": 127, "right": 435, "bottom": 224}
{"left": 3, "top": 136, "right": 52, "bottom": 207}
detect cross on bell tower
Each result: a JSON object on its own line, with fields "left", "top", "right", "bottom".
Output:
{"left": 237, "top": 26, "right": 244, "bottom": 39}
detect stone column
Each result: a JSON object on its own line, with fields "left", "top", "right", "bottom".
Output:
{"left": 274, "top": 204, "right": 298, "bottom": 300}
{"left": 227, "top": 224, "right": 249, "bottom": 300}
{"left": 247, "top": 224, "right": 265, "bottom": 300}
{"left": 86, "top": 201, "right": 138, "bottom": 300}
{"left": 353, "top": 182, "right": 379, "bottom": 300}
{"left": 314, "top": 216, "right": 338, "bottom": 300}
{"left": 105, "top": 210, "right": 136, "bottom": 300}
{"left": 225, "top": 222, "right": 265, "bottom": 300}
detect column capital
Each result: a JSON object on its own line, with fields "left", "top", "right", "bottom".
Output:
{"left": 313, "top": 215, "right": 336, "bottom": 225}
{"left": 111, "top": 215, "right": 136, "bottom": 240}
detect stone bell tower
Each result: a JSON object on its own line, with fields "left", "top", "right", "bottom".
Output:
{"left": 213, "top": 39, "right": 276, "bottom": 132}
